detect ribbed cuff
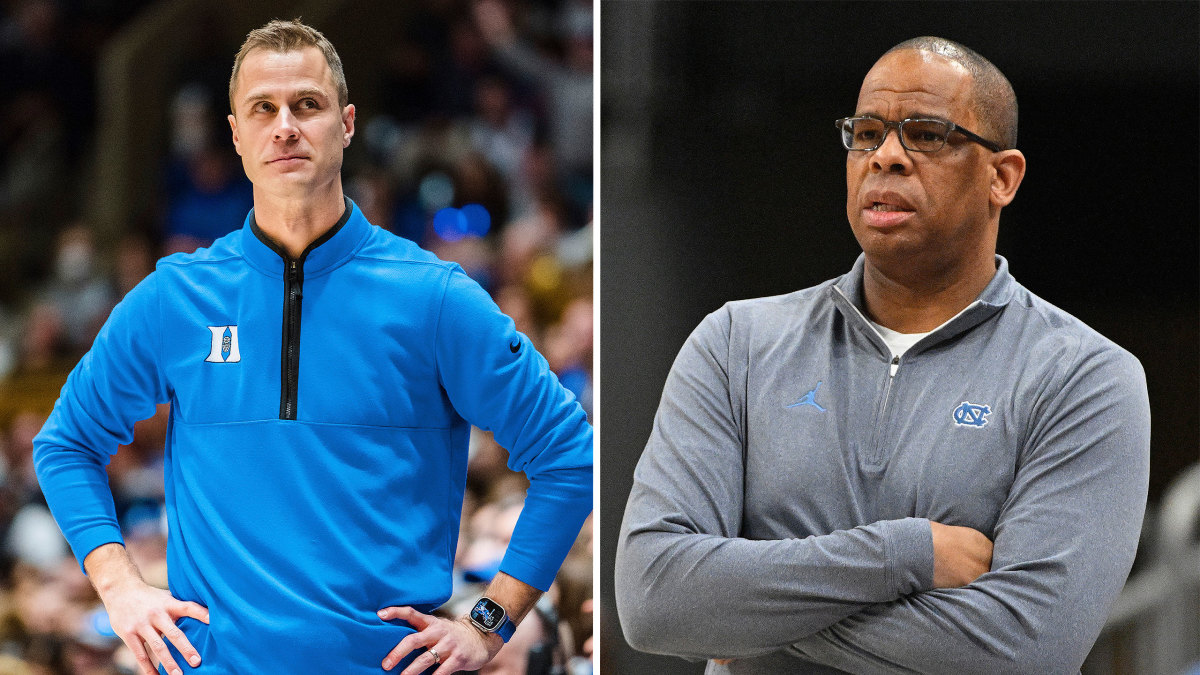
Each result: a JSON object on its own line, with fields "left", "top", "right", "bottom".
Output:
{"left": 497, "top": 550, "right": 554, "bottom": 593}
{"left": 69, "top": 526, "right": 125, "bottom": 575}
{"left": 884, "top": 517, "right": 934, "bottom": 595}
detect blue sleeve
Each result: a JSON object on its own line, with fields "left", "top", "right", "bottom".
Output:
{"left": 433, "top": 267, "right": 593, "bottom": 592}
{"left": 791, "top": 347, "right": 1150, "bottom": 674}
{"left": 33, "top": 273, "right": 168, "bottom": 570}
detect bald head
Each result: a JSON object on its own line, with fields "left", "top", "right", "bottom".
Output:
{"left": 882, "top": 37, "right": 1018, "bottom": 150}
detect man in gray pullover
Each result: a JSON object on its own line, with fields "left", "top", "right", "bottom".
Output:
{"left": 614, "top": 37, "right": 1150, "bottom": 674}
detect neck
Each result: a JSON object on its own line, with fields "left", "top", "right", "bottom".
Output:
{"left": 252, "top": 182, "right": 346, "bottom": 259}
{"left": 861, "top": 251, "right": 996, "bottom": 333}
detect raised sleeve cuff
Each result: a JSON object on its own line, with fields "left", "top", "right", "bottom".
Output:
{"left": 496, "top": 550, "right": 554, "bottom": 593}
{"left": 70, "top": 527, "right": 125, "bottom": 575}
{"left": 883, "top": 517, "right": 934, "bottom": 595}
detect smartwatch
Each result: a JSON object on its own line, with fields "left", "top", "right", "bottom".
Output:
{"left": 469, "top": 597, "right": 517, "bottom": 643}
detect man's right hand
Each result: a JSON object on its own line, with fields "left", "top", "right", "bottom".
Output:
{"left": 929, "top": 522, "right": 993, "bottom": 588}
{"left": 84, "top": 543, "right": 209, "bottom": 675}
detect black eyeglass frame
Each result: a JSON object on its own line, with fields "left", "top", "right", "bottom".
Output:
{"left": 835, "top": 116, "right": 1003, "bottom": 153}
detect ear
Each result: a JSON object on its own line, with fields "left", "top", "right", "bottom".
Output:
{"left": 989, "top": 149, "right": 1025, "bottom": 208}
{"left": 228, "top": 114, "right": 242, "bottom": 156}
{"left": 342, "top": 103, "right": 356, "bottom": 148}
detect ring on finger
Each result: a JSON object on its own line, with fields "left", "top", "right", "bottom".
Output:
{"left": 429, "top": 648, "right": 441, "bottom": 664}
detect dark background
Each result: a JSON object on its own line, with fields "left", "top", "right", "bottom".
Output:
{"left": 599, "top": 2, "right": 1199, "bottom": 672}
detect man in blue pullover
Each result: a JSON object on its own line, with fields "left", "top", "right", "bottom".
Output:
{"left": 616, "top": 38, "right": 1150, "bottom": 673}
{"left": 34, "top": 19, "right": 592, "bottom": 675}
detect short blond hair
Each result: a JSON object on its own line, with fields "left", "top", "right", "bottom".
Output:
{"left": 228, "top": 18, "right": 348, "bottom": 114}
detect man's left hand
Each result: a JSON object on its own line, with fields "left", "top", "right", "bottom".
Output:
{"left": 377, "top": 605, "right": 504, "bottom": 674}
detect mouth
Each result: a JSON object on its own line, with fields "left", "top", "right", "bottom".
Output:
{"left": 270, "top": 155, "right": 309, "bottom": 163}
{"left": 859, "top": 189, "right": 917, "bottom": 228}
{"left": 861, "top": 198, "right": 915, "bottom": 228}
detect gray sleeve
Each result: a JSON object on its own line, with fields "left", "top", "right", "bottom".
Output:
{"left": 615, "top": 307, "right": 935, "bottom": 660}
{"left": 790, "top": 346, "right": 1151, "bottom": 674}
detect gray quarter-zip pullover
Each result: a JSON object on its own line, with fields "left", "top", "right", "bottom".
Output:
{"left": 615, "top": 255, "right": 1150, "bottom": 674}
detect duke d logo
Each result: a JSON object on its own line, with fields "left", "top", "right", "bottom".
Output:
{"left": 953, "top": 401, "right": 991, "bottom": 427}
{"left": 205, "top": 326, "right": 241, "bottom": 363}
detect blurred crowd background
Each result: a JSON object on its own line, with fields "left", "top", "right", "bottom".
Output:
{"left": 0, "top": 0, "right": 592, "bottom": 673}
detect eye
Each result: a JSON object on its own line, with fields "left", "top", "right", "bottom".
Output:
{"left": 299, "top": 98, "right": 319, "bottom": 109}
{"left": 904, "top": 121, "right": 949, "bottom": 144}
{"left": 254, "top": 101, "right": 275, "bottom": 113}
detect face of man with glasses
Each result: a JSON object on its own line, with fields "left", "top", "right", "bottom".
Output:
{"left": 840, "top": 48, "right": 1015, "bottom": 279}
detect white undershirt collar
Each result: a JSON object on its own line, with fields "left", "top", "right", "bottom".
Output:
{"left": 867, "top": 300, "right": 981, "bottom": 360}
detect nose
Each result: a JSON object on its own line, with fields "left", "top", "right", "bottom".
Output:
{"left": 273, "top": 106, "right": 299, "bottom": 141}
{"left": 869, "top": 126, "right": 912, "bottom": 174}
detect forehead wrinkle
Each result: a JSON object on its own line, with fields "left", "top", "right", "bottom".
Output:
{"left": 857, "top": 93, "right": 957, "bottom": 117}
{"left": 859, "top": 76, "right": 973, "bottom": 103}
{"left": 858, "top": 93, "right": 958, "bottom": 114}
{"left": 857, "top": 78, "right": 974, "bottom": 124}
{"left": 862, "top": 86, "right": 952, "bottom": 97}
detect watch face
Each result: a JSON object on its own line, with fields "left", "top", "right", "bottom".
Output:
{"left": 470, "top": 598, "right": 506, "bottom": 632}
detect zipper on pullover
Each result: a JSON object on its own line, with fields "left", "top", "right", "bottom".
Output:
{"left": 249, "top": 198, "right": 353, "bottom": 422}
{"left": 280, "top": 258, "right": 303, "bottom": 420}
{"left": 830, "top": 286, "right": 906, "bottom": 467}
{"left": 881, "top": 355, "right": 901, "bottom": 408}
{"left": 869, "top": 355, "right": 902, "bottom": 465}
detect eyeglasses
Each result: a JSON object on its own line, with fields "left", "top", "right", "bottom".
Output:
{"left": 835, "top": 116, "right": 1002, "bottom": 153}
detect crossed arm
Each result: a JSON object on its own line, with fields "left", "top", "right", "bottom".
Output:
{"left": 787, "top": 348, "right": 1149, "bottom": 674}
{"left": 615, "top": 314, "right": 1149, "bottom": 673}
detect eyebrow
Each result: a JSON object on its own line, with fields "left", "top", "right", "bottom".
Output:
{"left": 241, "top": 88, "right": 331, "bottom": 106}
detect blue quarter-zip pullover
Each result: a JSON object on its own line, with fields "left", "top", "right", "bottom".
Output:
{"left": 34, "top": 199, "right": 593, "bottom": 673}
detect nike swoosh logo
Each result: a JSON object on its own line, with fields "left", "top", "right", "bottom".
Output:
{"left": 509, "top": 339, "right": 521, "bottom": 353}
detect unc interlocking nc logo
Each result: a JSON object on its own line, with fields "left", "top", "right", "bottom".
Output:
{"left": 953, "top": 401, "right": 991, "bottom": 427}
{"left": 205, "top": 326, "right": 241, "bottom": 363}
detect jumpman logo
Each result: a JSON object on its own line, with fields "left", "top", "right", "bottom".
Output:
{"left": 786, "top": 381, "right": 826, "bottom": 412}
